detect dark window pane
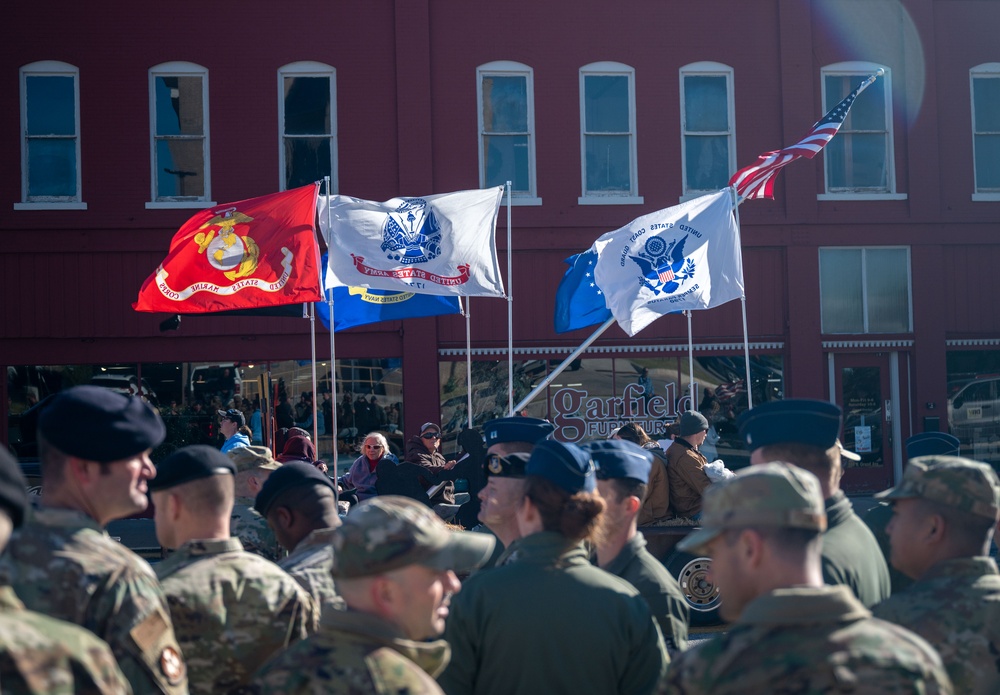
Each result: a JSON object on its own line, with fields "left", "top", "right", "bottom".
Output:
{"left": 975, "top": 134, "right": 1000, "bottom": 190}
{"left": 685, "top": 135, "right": 729, "bottom": 190}
{"left": 585, "top": 75, "right": 629, "bottom": 132}
{"left": 482, "top": 75, "right": 527, "bottom": 132}
{"left": 155, "top": 76, "right": 204, "bottom": 136}
{"left": 684, "top": 75, "right": 728, "bottom": 132}
{"left": 283, "top": 77, "right": 331, "bottom": 135}
{"left": 156, "top": 139, "right": 204, "bottom": 198}
{"left": 27, "top": 139, "right": 75, "bottom": 197}
{"left": 483, "top": 134, "right": 529, "bottom": 191}
{"left": 26, "top": 75, "right": 75, "bottom": 135}
{"left": 284, "top": 137, "right": 332, "bottom": 189}
{"left": 825, "top": 133, "right": 888, "bottom": 190}
{"left": 974, "top": 76, "right": 1000, "bottom": 131}
{"left": 585, "top": 134, "right": 630, "bottom": 192}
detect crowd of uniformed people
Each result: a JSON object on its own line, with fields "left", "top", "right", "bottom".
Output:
{"left": 0, "top": 384, "right": 997, "bottom": 693}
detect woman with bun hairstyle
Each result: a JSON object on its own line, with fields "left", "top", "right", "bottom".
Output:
{"left": 438, "top": 440, "right": 668, "bottom": 695}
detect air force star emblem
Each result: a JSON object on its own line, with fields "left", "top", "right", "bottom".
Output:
{"left": 630, "top": 234, "right": 695, "bottom": 296}
{"left": 380, "top": 198, "right": 442, "bottom": 265}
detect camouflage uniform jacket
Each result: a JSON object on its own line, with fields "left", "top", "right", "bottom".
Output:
{"left": 0, "top": 507, "right": 188, "bottom": 694}
{"left": 664, "top": 585, "right": 953, "bottom": 694}
{"left": 231, "top": 497, "right": 283, "bottom": 562}
{"left": 603, "top": 532, "right": 689, "bottom": 654}
{"left": 279, "top": 527, "right": 346, "bottom": 614}
{"left": 874, "top": 556, "right": 1000, "bottom": 695}
{"left": 155, "top": 537, "right": 318, "bottom": 694}
{"left": 254, "top": 608, "right": 448, "bottom": 694}
{"left": 821, "top": 490, "right": 891, "bottom": 608}
{"left": 439, "top": 531, "right": 669, "bottom": 695}
{"left": 0, "top": 585, "right": 132, "bottom": 695}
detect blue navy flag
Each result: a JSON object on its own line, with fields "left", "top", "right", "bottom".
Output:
{"left": 316, "top": 254, "right": 461, "bottom": 331}
{"left": 554, "top": 250, "right": 613, "bottom": 333}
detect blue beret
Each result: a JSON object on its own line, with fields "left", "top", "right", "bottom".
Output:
{"left": 255, "top": 461, "right": 337, "bottom": 517}
{"left": 483, "top": 417, "right": 554, "bottom": 449}
{"left": 736, "top": 399, "right": 842, "bottom": 452}
{"left": 526, "top": 440, "right": 596, "bottom": 494}
{"left": 585, "top": 440, "right": 653, "bottom": 484}
{"left": 0, "top": 446, "right": 28, "bottom": 528}
{"left": 906, "top": 432, "right": 961, "bottom": 459}
{"left": 148, "top": 445, "right": 234, "bottom": 492}
{"left": 39, "top": 386, "right": 165, "bottom": 463}
{"left": 485, "top": 452, "right": 530, "bottom": 478}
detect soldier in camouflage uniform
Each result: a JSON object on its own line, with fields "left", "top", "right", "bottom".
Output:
{"left": 737, "top": 399, "right": 891, "bottom": 607}
{"left": 0, "top": 443, "right": 132, "bottom": 694}
{"left": 227, "top": 445, "right": 283, "bottom": 561}
{"left": 151, "top": 445, "right": 318, "bottom": 694}
{"left": 873, "top": 456, "right": 1000, "bottom": 694}
{"left": 587, "top": 439, "right": 690, "bottom": 655}
{"left": 0, "top": 386, "right": 188, "bottom": 694}
{"left": 253, "top": 495, "right": 495, "bottom": 694}
{"left": 255, "top": 460, "right": 346, "bottom": 613}
{"left": 664, "top": 463, "right": 952, "bottom": 694}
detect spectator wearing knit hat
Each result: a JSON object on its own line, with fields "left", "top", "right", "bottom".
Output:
{"left": 665, "top": 411, "right": 713, "bottom": 519}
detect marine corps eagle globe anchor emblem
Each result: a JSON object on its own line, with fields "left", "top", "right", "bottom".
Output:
{"left": 193, "top": 207, "right": 261, "bottom": 280}
{"left": 630, "top": 234, "right": 695, "bottom": 296}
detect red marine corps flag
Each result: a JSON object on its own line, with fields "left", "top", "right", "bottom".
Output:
{"left": 133, "top": 184, "right": 324, "bottom": 314}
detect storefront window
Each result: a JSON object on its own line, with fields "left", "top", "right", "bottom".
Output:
{"left": 947, "top": 350, "right": 1000, "bottom": 467}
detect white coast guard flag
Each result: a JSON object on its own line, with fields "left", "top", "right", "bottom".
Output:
{"left": 318, "top": 187, "right": 505, "bottom": 297}
{"left": 593, "top": 189, "right": 743, "bottom": 336}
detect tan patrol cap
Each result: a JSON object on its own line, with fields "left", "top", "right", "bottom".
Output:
{"left": 874, "top": 455, "right": 1000, "bottom": 520}
{"left": 678, "top": 462, "right": 827, "bottom": 554}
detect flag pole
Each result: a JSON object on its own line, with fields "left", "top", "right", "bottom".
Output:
{"left": 731, "top": 185, "right": 754, "bottom": 409}
{"left": 309, "top": 302, "right": 319, "bottom": 444}
{"left": 506, "top": 180, "right": 514, "bottom": 415}
{"left": 465, "top": 297, "right": 474, "bottom": 429}
{"left": 686, "top": 310, "right": 695, "bottom": 409}
{"left": 324, "top": 176, "right": 339, "bottom": 462}
{"left": 513, "top": 316, "right": 616, "bottom": 414}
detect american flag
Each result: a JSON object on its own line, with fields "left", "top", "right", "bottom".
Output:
{"left": 729, "top": 70, "right": 883, "bottom": 200}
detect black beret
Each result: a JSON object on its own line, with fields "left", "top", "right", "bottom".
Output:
{"left": 483, "top": 417, "right": 554, "bottom": 448}
{"left": 736, "top": 399, "right": 842, "bottom": 452}
{"left": 39, "top": 386, "right": 165, "bottom": 463}
{"left": 254, "top": 461, "right": 336, "bottom": 517}
{"left": 0, "top": 447, "right": 28, "bottom": 528}
{"left": 906, "top": 432, "right": 961, "bottom": 459}
{"left": 148, "top": 445, "right": 235, "bottom": 492}
{"left": 485, "top": 452, "right": 531, "bottom": 478}
{"left": 586, "top": 440, "right": 653, "bottom": 484}
{"left": 526, "top": 440, "right": 596, "bottom": 494}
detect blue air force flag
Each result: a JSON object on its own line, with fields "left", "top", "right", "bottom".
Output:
{"left": 593, "top": 189, "right": 743, "bottom": 337}
{"left": 318, "top": 187, "right": 505, "bottom": 298}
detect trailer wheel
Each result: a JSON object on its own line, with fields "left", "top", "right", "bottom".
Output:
{"left": 664, "top": 551, "right": 722, "bottom": 627}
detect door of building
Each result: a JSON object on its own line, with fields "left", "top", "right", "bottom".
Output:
{"left": 832, "top": 353, "right": 896, "bottom": 494}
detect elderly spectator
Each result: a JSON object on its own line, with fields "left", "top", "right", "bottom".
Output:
{"left": 339, "top": 432, "right": 395, "bottom": 502}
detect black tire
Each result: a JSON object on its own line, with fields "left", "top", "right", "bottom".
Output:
{"left": 664, "top": 551, "right": 722, "bottom": 627}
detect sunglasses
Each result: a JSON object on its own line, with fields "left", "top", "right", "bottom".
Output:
{"left": 365, "top": 444, "right": 383, "bottom": 450}
{"left": 421, "top": 432, "right": 441, "bottom": 440}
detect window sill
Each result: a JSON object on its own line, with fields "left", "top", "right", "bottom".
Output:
{"left": 972, "top": 193, "right": 1000, "bottom": 202}
{"left": 14, "top": 202, "right": 87, "bottom": 210}
{"left": 817, "top": 193, "right": 907, "bottom": 201}
{"left": 578, "top": 195, "right": 644, "bottom": 206}
{"left": 501, "top": 196, "right": 543, "bottom": 207}
{"left": 145, "top": 201, "right": 217, "bottom": 210}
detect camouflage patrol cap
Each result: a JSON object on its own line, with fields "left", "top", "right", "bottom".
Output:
{"left": 874, "top": 455, "right": 1000, "bottom": 520}
{"left": 677, "top": 462, "right": 827, "bottom": 554}
{"left": 227, "top": 445, "right": 281, "bottom": 473}
{"left": 332, "top": 495, "right": 496, "bottom": 579}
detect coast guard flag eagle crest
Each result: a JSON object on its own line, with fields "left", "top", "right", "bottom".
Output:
{"left": 593, "top": 189, "right": 743, "bottom": 336}
{"left": 133, "top": 184, "right": 323, "bottom": 313}
{"left": 318, "top": 187, "right": 505, "bottom": 297}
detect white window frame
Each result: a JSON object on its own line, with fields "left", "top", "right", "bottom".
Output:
{"left": 146, "top": 61, "right": 212, "bottom": 209}
{"left": 679, "top": 62, "right": 736, "bottom": 202}
{"left": 818, "top": 246, "right": 913, "bottom": 334}
{"left": 579, "top": 61, "right": 642, "bottom": 205}
{"left": 818, "top": 61, "right": 905, "bottom": 201}
{"left": 16, "top": 60, "right": 85, "bottom": 210}
{"left": 277, "top": 61, "right": 337, "bottom": 194}
{"left": 971, "top": 63, "right": 1000, "bottom": 202}
{"left": 477, "top": 61, "right": 540, "bottom": 206}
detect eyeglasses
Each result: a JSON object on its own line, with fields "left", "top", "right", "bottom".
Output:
{"left": 421, "top": 432, "right": 440, "bottom": 440}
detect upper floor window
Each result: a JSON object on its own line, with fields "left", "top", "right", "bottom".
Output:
{"left": 147, "top": 62, "right": 210, "bottom": 207}
{"left": 17, "top": 61, "right": 84, "bottom": 209}
{"left": 680, "top": 62, "right": 735, "bottom": 198}
{"left": 820, "top": 62, "right": 902, "bottom": 200}
{"left": 477, "top": 61, "right": 539, "bottom": 205}
{"left": 819, "top": 247, "right": 911, "bottom": 334}
{"left": 971, "top": 63, "right": 1000, "bottom": 201}
{"left": 579, "top": 62, "right": 642, "bottom": 205}
{"left": 279, "top": 62, "right": 336, "bottom": 192}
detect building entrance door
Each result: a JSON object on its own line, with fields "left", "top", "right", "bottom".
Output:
{"left": 832, "top": 353, "right": 896, "bottom": 493}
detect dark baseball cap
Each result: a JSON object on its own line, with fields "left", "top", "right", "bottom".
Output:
{"left": 218, "top": 409, "right": 246, "bottom": 428}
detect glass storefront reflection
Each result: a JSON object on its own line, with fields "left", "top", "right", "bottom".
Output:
{"left": 947, "top": 350, "right": 1000, "bottom": 467}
